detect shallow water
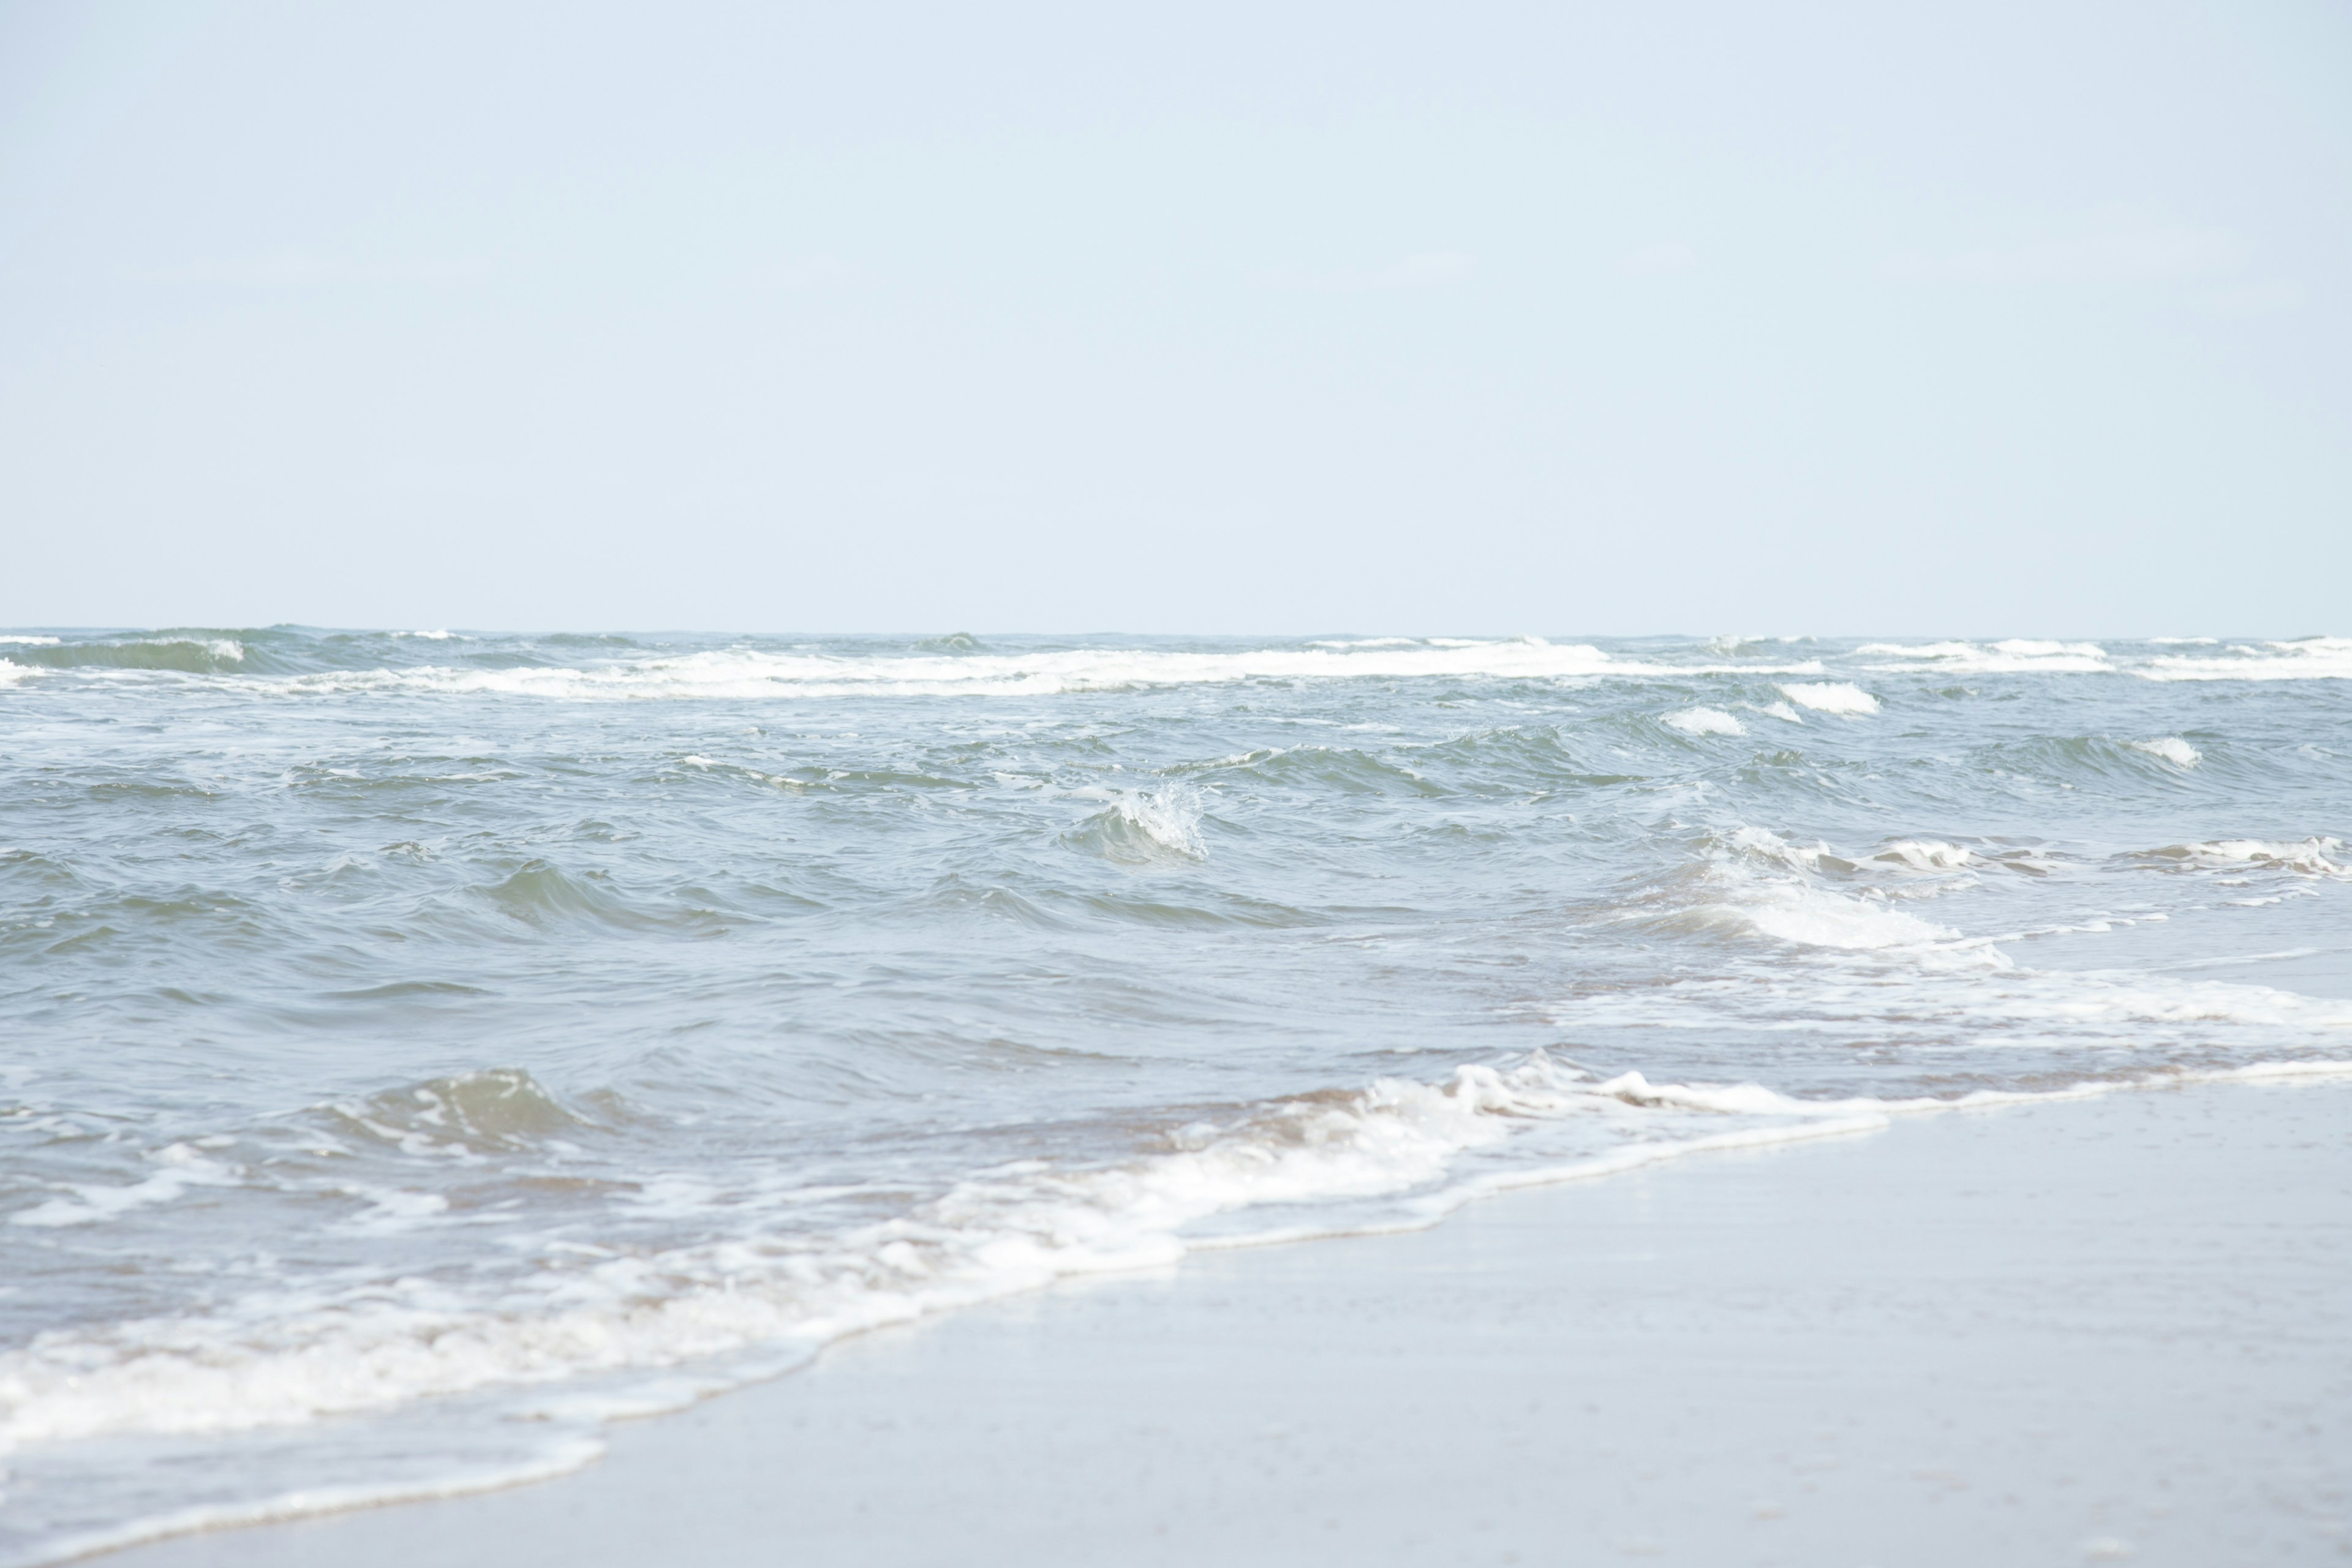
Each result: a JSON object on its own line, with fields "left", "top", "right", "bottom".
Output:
{"left": 2, "top": 629, "right": 2348, "bottom": 1562}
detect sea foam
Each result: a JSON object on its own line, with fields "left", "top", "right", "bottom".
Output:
{"left": 1776, "top": 681, "right": 1880, "bottom": 715}
{"left": 1663, "top": 707, "right": 1746, "bottom": 736}
{"left": 2140, "top": 637, "right": 2352, "bottom": 681}
{"left": 0, "top": 1056, "right": 1878, "bottom": 1454}
{"left": 2128, "top": 737, "right": 2201, "bottom": 767}
{"left": 1856, "top": 640, "right": 2111, "bottom": 673}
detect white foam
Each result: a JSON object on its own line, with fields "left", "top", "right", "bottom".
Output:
{"left": 203, "top": 642, "right": 1831, "bottom": 701}
{"left": 23, "top": 1437, "right": 606, "bottom": 1568}
{"left": 1722, "top": 828, "right": 1972, "bottom": 879}
{"left": 2223, "top": 1059, "right": 2352, "bottom": 1081}
{"left": 1349, "top": 1057, "right": 2352, "bottom": 1231}
{"left": 1556, "top": 959, "right": 2352, "bottom": 1042}
{"left": 1855, "top": 641, "right": 1969, "bottom": 658}
{"left": 148, "top": 637, "right": 246, "bottom": 662}
{"left": 0, "top": 635, "right": 60, "bottom": 645}
{"left": 1690, "top": 829, "right": 1975, "bottom": 952}
{"left": 2139, "top": 637, "right": 2352, "bottom": 681}
{"left": 1871, "top": 840, "right": 1977, "bottom": 871}
{"left": 1722, "top": 826, "right": 1836, "bottom": 873}
{"left": 1855, "top": 640, "right": 2111, "bottom": 673}
{"left": 1776, "top": 682, "right": 1880, "bottom": 715}
{"left": 2128, "top": 737, "right": 2201, "bottom": 767}
{"left": 1662, "top": 707, "right": 1746, "bottom": 737}
{"left": 1722, "top": 883, "right": 1956, "bottom": 949}
{"left": 0, "top": 661, "right": 31, "bottom": 687}
{"left": 9, "top": 1145, "right": 242, "bottom": 1229}
{"left": 1115, "top": 785, "right": 1207, "bottom": 859}
{"left": 1992, "top": 639, "right": 2103, "bottom": 659}
{"left": 1756, "top": 701, "right": 1803, "bottom": 723}
{"left": 0, "top": 1055, "right": 1889, "bottom": 1453}
{"left": 2146, "top": 837, "right": 2348, "bottom": 877}
{"left": 4, "top": 1036, "right": 2351, "bottom": 1511}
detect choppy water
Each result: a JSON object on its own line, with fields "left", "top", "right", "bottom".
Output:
{"left": 3, "top": 628, "right": 2349, "bottom": 1562}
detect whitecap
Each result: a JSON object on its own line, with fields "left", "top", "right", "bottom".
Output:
{"left": 10, "top": 1145, "right": 243, "bottom": 1229}
{"left": 1717, "top": 883, "right": 1957, "bottom": 949}
{"left": 1870, "top": 840, "right": 1978, "bottom": 871}
{"left": 1115, "top": 785, "right": 1207, "bottom": 860}
{"left": 2127, "top": 737, "right": 2201, "bottom": 767}
{"left": 1681, "top": 829, "right": 1981, "bottom": 954}
{"left": 1776, "top": 682, "right": 1880, "bottom": 715}
{"left": 0, "top": 1055, "right": 1853, "bottom": 1450}
{"left": 2141, "top": 837, "right": 2348, "bottom": 877}
{"left": 238, "top": 643, "right": 1828, "bottom": 702}
{"left": 1662, "top": 707, "right": 1746, "bottom": 737}
{"left": 2140, "top": 637, "right": 2352, "bottom": 681}
{"left": 1854, "top": 640, "right": 2110, "bottom": 673}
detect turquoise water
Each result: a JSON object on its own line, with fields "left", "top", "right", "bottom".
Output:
{"left": 2, "top": 630, "right": 2348, "bottom": 1561}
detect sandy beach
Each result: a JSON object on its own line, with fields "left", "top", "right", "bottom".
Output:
{"left": 99, "top": 1074, "right": 2351, "bottom": 1568}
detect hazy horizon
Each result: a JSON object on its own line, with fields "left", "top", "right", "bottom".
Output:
{"left": 5, "top": 625, "right": 2342, "bottom": 644}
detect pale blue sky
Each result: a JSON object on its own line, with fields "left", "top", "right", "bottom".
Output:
{"left": 2, "top": 1, "right": 2346, "bottom": 635}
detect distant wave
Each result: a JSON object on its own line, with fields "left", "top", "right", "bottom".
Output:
{"left": 240, "top": 640, "right": 1826, "bottom": 699}
{"left": 5, "top": 632, "right": 2350, "bottom": 699}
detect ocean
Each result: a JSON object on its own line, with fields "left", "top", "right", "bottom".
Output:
{"left": 2, "top": 628, "right": 2348, "bottom": 1563}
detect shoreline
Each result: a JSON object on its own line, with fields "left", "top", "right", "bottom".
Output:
{"left": 94, "top": 1071, "right": 2352, "bottom": 1567}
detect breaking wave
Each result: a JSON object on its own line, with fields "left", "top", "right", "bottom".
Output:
{"left": 0, "top": 1056, "right": 1895, "bottom": 1453}
{"left": 1663, "top": 706, "right": 1746, "bottom": 737}
{"left": 2139, "top": 637, "right": 2352, "bottom": 680}
{"left": 1856, "top": 639, "right": 2113, "bottom": 673}
{"left": 1065, "top": 785, "right": 1209, "bottom": 864}
{"left": 1776, "top": 681, "right": 1880, "bottom": 715}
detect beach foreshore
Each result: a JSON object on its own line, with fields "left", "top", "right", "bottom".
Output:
{"left": 104, "top": 1077, "right": 2352, "bottom": 1567}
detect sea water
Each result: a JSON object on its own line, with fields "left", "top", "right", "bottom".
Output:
{"left": 1, "top": 630, "right": 2347, "bottom": 1561}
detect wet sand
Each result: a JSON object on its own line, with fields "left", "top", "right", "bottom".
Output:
{"left": 107, "top": 1076, "right": 2352, "bottom": 1567}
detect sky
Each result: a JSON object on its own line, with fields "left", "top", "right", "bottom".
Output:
{"left": 1, "top": 0, "right": 2346, "bottom": 636}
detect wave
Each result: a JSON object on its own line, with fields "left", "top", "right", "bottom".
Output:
{"left": 1706, "top": 883, "right": 1954, "bottom": 949}
{"left": 1064, "top": 785, "right": 1209, "bottom": 864}
{"left": 1776, "top": 681, "right": 1880, "bottom": 715}
{"left": 1623, "top": 825, "right": 1990, "bottom": 959}
{"left": 1558, "top": 960, "right": 2352, "bottom": 1050}
{"left": 7, "top": 632, "right": 2345, "bottom": 698}
{"left": 2139, "top": 637, "right": 2352, "bottom": 680}
{"left": 6, "top": 1048, "right": 2345, "bottom": 1568}
{"left": 247, "top": 641, "right": 1829, "bottom": 700}
{"left": 1, "top": 634, "right": 247, "bottom": 675}
{"left": 9, "top": 1144, "right": 245, "bottom": 1231}
{"left": 17, "top": 1436, "right": 609, "bottom": 1568}
{"left": 2132, "top": 837, "right": 2349, "bottom": 878}
{"left": 1662, "top": 706, "right": 1746, "bottom": 737}
{"left": 0, "top": 1055, "right": 1855, "bottom": 1452}
{"left": 325, "top": 1069, "right": 590, "bottom": 1158}
{"left": 1856, "top": 639, "right": 2113, "bottom": 673}
{"left": 2126, "top": 736, "right": 2201, "bottom": 767}
{"left": 0, "top": 636, "right": 1836, "bottom": 701}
